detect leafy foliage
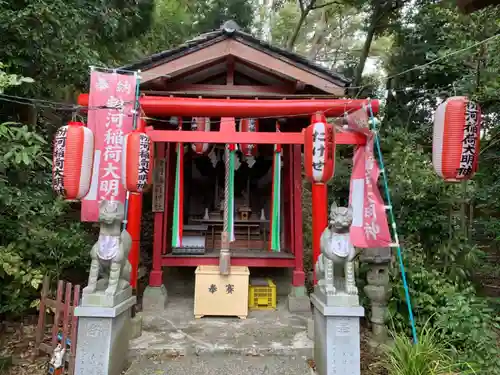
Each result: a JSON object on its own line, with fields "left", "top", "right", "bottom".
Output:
{"left": 382, "top": 321, "right": 475, "bottom": 375}
{"left": 0, "top": 0, "right": 155, "bottom": 97}
{"left": 0, "top": 1, "right": 498, "bottom": 373}
{"left": 381, "top": 123, "right": 500, "bottom": 374}
{"left": 0, "top": 66, "right": 91, "bottom": 317}
{"left": 193, "top": 0, "right": 255, "bottom": 33}
{"left": 366, "top": 1, "right": 500, "bottom": 372}
{"left": 389, "top": 249, "right": 500, "bottom": 374}
{"left": 128, "top": 0, "right": 198, "bottom": 59}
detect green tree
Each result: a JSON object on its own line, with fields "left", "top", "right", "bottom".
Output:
{"left": 193, "top": 0, "right": 255, "bottom": 33}
{"left": 0, "top": 0, "right": 155, "bottom": 99}
{"left": 379, "top": 1, "right": 500, "bottom": 372}
{"left": 0, "top": 66, "right": 91, "bottom": 317}
{"left": 128, "top": 0, "right": 197, "bottom": 58}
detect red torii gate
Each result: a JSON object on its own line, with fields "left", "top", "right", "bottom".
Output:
{"left": 78, "top": 95, "right": 378, "bottom": 119}
{"left": 78, "top": 94, "right": 378, "bottom": 287}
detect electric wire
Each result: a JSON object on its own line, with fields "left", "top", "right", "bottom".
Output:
{"left": 1, "top": 30, "right": 497, "bottom": 114}
{"left": 348, "top": 33, "right": 500, "bottom": 91}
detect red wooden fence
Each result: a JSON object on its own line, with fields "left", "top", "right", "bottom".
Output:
{"left": 34, "top": 276, "right": 80, "bottom": 375}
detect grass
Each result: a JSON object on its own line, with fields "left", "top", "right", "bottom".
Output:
{"left": 381, "top": 322, "right": 476, "bottom": 375}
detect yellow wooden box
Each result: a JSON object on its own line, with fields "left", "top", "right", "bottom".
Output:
{"left": 194, "top": 265, "right": 250, "bottom": 319}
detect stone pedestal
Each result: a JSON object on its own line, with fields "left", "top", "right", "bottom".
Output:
{"left": 287, "top": 285, "right": 311, "bottom": 313}
{"left": 314, "top": 280, "right": 360, "bottom": 307}
{"left": 74, "top": 296, "right": 136, "bottom": 375}
{"left": 142, "top": 285, "right": 168, "bottom": 312}
{"left": 82, "top": 285, "right": 132, "bottom": 308}
{"left": 307, "top": 317, "right": 314, "bottom": 340}
{"left": 311, "top": 293, "right": 364, "bottom": 375}
{"left": 130, "top": 312, "right": 143, "bottom": 340}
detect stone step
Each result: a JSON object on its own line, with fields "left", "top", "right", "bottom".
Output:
{"left": 125, "top": 354, "right": 314, "bottom": 375}
{"left": 130, "top": 296, "right": 313, "bottom": 359}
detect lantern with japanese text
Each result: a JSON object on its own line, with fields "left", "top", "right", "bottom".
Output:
{"left": 304, "top": 113, "right": 335, "bottom": 183}
{"left": 52, "top": 121, "right": 94, "bottom": 200}
{"left": 122, "top": 130, "right": 154, "bottom": 193}
{"left": 191, "top": 117, "right": 212, "bottom": 155}
{"left": 433, "top": 96, "right": 481, "bottom": 182}
{"left": 239, "top": 118, "right": 259, "bottom": 157}
{"left": 304, "top": 113, "right": 336, "bottom": 284}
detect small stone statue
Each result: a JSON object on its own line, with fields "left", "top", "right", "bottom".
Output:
{"left": 245, "top": 155, "right": 256, "bottom": 168}
{"left": 83, "top": 200, "right": 132, "bottom": 297}
{"left": 360, "top": 247, "right": 392, "bottom": 347}
{"left": 316, "top": 201, "right": 357, "bottom": 296}
{"left": 50, "top": 343, "right": 65, "bottom": 369}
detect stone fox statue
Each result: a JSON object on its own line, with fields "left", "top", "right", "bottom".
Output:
{"left": 316, "top": 201, "right": 357, "bottom": 295}
{"left": 83, "top": 200, "right": 132, "bottom": 296}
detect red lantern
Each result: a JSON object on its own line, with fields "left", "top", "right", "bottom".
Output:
{"left": 191, "top": 117, "right": 212, "bottom": 155}
{"left": 122, "top": 129, "right": 154, "bottom": 193}
{"left": 52, "top": 121, "right": 94, "bottom": 200}
{"left": 433, "top": 96, "right": 481, "bottom": 182}
{"left": 239, "top": 118, "right": 259, "bottom": 157}
{"left": 304, "top": 113, "right": 335, "bottom": 183}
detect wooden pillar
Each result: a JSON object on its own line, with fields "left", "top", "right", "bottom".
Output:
{"left": 311, "top": 183, "right": 327, "bottom": 285}
{"left": 283, "top": 145, "right": 293, "bottom": 252}
{"left": 163, "top": 143, "right": 176, "bottom": 254}
{"left": 184, "top": 151, "right": 193, "bottom": 229}
{"left": 292, "top": 144, "right": 305, "bottom": 287}
{"left": 127, "top": 193, "right": 143, "bottom": 288}
{"left": 149, "top": 143, "right": 167, "bottom": 287}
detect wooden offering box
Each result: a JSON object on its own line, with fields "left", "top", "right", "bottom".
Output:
{"left": 238, "top": 206, "right": 252, "bottom": 220}
{"left": 194, "top": 265, "right": 250, "bottom": 319}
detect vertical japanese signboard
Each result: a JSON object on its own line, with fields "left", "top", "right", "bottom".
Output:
{"left": 152, "top": 158, "right": 166, "bottom": 212}
{"left": 347, "top": 108, "right": 391, "bottom": 248}
{"left": 81, "top": 71, "right": 137, "bottom": 222}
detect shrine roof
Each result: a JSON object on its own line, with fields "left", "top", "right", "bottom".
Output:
{"left": 119, "top": 20, "right": 350, "bottom": 89}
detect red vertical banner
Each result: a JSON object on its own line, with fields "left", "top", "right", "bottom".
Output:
{"left": 81, "top": 71, "right": 137, "bottom": 222}
{"left": 346, "top": 108, "right": 391, "bottom": 248}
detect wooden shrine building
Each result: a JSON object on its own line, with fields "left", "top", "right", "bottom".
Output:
{"left": 79, "top": 21, "right": 375, "bottom": 310}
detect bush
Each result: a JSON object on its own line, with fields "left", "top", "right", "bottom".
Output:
{"left": 382, "top": 322, "right": 476, "bottom": 375}
{"left": 381, "top": 126, "right": 500, "bottom": 374}
{"left": 388, "top": 247, "right": 500, "bottom": 374}
{"left": 0, "top": 67, "right": 91, "bottom": 318}
{"left": 0, "top": 121, "right": 92, "bottom": 317}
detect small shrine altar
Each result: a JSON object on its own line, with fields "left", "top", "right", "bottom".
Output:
{"left": 49, "top": 17, "right": 484, "bottom": 375}
{"left": 75, "top": 21, "right": 380, "bottom": 313}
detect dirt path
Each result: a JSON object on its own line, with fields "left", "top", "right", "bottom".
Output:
{"left": 1, "top": 321, "right": 387, "bottom": 375}
{"left": 0, "top": 323, "right": 47, "bottom": 375}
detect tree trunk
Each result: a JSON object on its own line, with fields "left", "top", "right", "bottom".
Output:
{"left": 262, "top": 0, "right": 273, "bottom": 42}
{"left": 287, "top": 10, "right": 308, "bottom": 50}
{"left": 307, "top": 8, "right": 328, "bottom": 60}
{"left": 384, "top": 77, "right": 396, "bottom": 119}
{"left": 352, "top": 21, "right": 376, "bottom": 93}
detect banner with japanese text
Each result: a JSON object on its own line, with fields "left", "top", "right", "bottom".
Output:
{"left": 81, "top": 71, "right": 137, "bottom": 222}
{"left": 347, "top": 108, "right": 392, "bottom": 248}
